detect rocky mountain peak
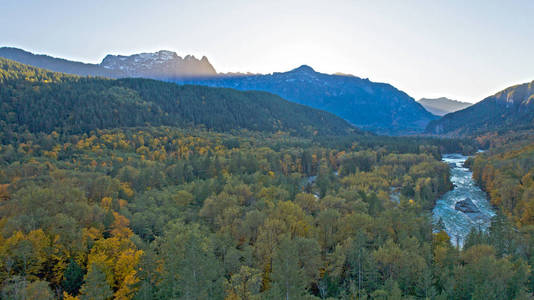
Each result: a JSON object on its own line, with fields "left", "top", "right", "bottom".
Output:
{"left": 99, "top": 50, "right": 217, "bottom": 78}
{"left": 290, "top": 65, "right": 316, "bottom": 73}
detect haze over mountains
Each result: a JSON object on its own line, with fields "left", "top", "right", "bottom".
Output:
{"left": 0, "top": 47, "right": 435, "bottom": 135}
{"left": 418, "top": 97, "right": 472, "bottom": 116}
{"left": 426, "top": 80, "right": 534, "bottom": 136}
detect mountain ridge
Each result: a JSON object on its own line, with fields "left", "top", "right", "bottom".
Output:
{"left": 425, "top": 80, "right": 534, "bottom": 136}
{"left": 179, "top": 65, "right": 437, "bottom": 135}
{"left": 0, "top": 47, "right": 217, "bottom": 79}
{"left": 418, "top": 97, "right": 472, "bottom": 116}
{"left": 0, "top": 47, "right": 437, "bottom": 135}
{"left": 100, "top": 50, "right": 216, "bottom": 78}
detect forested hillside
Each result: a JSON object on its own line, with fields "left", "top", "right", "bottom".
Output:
{"left": 181, "top": 65, "right": 437, "bottom": 135}
{"left": 0, "top": 58, "right": 356, "bottom": 140}
{"left": 426, "top": 80, "right": 534, "bottom": 136}
{"left": 471, "top": 141, "right": 534, "bottom": 227}
{"left": 0, "top": 48, "right": 439, "bottom": 135}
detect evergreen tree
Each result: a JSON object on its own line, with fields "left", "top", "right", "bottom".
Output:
{"left": 62, "top": 259, "right": 84, "bottom": 295}
{"left": 80, "top": 263, "right": 113, "bottom": 300}
{"left": 270, "top": 238, "right": 308, "bottom": 300}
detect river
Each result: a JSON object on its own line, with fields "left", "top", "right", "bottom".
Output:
{"left": 432, "top": 153, "right": 495, "bottom": 247}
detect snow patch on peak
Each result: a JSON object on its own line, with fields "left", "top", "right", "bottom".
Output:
{"left": 99, "top": 50, "right": 217, "bottom": 77}
{"left": 156, "top": 50, "right": 178, "bottom": 60}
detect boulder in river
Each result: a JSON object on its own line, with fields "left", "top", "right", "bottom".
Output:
{"left": 455, "top": 198, "right": 480, "bottom": 214}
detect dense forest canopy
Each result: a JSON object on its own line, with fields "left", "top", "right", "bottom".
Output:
{"left": 1, "top": 59, "right": 533, "bottom": 299}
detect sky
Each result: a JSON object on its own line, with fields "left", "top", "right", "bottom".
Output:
{"left": 1, "top": 0, "right": 533, "bottom": 103}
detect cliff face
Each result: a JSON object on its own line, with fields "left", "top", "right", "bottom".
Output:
{"left": 101, "top": 50, "right": 217, "bottom": 78}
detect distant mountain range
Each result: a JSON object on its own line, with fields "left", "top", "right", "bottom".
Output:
{"left": 418, "top": 97, "right": 472, "bottom": 116}
{"left": 0, "top": 47, "right": 436, "bottom": 135}
{"left": 426, "top": 80, "right": 534, "bottom": 136}
{"left": 0, "top": 47, "right": 216, "bottom": 79}
{"left": 180, "top": 65, "right": 437, "bottom": 135}
{"left": 0, "top": 57, "right": 356, "bottom": 137}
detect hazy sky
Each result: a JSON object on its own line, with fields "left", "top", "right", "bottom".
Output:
{"left": 1, "top": 0, "right": 533, "bottom": 103}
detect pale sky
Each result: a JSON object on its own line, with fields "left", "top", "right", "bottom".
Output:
{"left": 1, "top": 0, "right": 533, "bottom": 103}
